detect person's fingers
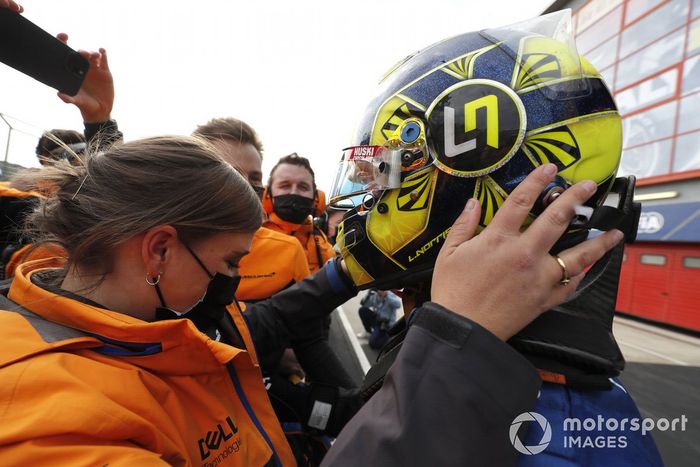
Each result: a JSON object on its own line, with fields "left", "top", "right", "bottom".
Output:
{"left": 488, "top": 163, "right": 557, "bottom": 236}
{"left": 56, "top": 32, "right": 68, "bottom": 43}
{"left": 1, "top": 1, "right": 23, "bottom": 13}
{"left": 84, "top": 50, "right": 101, "bottom": 67}
{"left": 547, "top": 229, "right": 624, "bottom": 287}
{"left": 439, "top": 198, "right": 480, "bottom": 255}
{"left": 76, "top": 49, "right": 91, "bottom": 61}
{"left": 542, "top": 270, "right": 586, "bottom": 310}
{"left": 56, "top": 91, "right": 74, "bottom": 104}
{"left": 99, "top": 48, "right": 109, "bottom": 69}
{"left": 524, "top": 179, "right": 598, "bottom": 251}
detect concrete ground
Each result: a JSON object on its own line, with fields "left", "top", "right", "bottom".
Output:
{"left": 615, "top": 317, "right": 700, "bottom": 466}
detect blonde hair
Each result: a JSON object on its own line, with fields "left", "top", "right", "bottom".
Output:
{"left": 14, "top": 135, "right": 262, "bottom": 275}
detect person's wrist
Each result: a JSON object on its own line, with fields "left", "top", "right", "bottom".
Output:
{"left": 465, "top": 315, "right": 517, "bottom": 341}
{"left": 430, "top": 299, "right": 515, "bottom": 341}
{"left": 83, "top": 119, "right": 117, "bottom": 132}
{"left": 325, "top": 256, "right": 357, "bottom": 295}
{"left": 82, "top": 112, "right": 112, "bottom": 124}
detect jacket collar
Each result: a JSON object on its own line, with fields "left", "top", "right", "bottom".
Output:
{"left": 266, "top": 212, "right": 314, "bottom": 235}
{"left": 7, "top": 259, "right": 255, "bottom": 375}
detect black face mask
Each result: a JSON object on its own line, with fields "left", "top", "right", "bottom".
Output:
{"left": 182, "top": 274, "right": 241, "bottom": 333}
{"left": 272, "top": 194, "right": 314, "bottom": 224}
{"left": 154, "top": 243, "right": 241, "bottom": 335}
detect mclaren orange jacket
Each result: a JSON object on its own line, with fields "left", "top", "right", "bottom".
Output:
{"left": 3, "top": 243, "right": 67, "bottom": 278}
{"left": 237, "top": 227, "right": 310, "bottom": 302}
{"left": 0, "top": 259, "right": 295, "bottom": 466}
{"left": 263, "top": 213, "right": 336, "bottom": 275}
{"left": 0, "top": 182, "right": 43, "bottom": 278}
{"left": 0, "top": 181, "right": 40, "bottom": 199}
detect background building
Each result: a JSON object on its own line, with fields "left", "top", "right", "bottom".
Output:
{"left": 545, "top": 0, "right": 700, "bottom": 331}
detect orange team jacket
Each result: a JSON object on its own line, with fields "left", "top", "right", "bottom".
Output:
{"left": 0, "top": 181, "right": 41, "bottom": 199}
{"left": 0, "top": 258, "right": 295, "bottom": 466}
{"left": 4, "top": 243, "right": 67, "bottom": 278}
{"left": 237, "top": 227, "right": 310, "bottom": 301}
{"left": 0, "top": 182, "right": 67, "bottom": 278}
{"left": 263, "top": 213, "right": 336, "bottom": 275}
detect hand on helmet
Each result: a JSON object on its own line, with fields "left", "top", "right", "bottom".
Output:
{"left": 431, "top": 163, "right": 624, "bottom": 341}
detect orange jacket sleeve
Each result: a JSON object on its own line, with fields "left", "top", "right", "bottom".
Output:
{"left": 237, "top": 227, "right": 311, "bottom": 301}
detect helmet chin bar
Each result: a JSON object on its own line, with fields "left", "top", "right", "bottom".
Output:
{"left": 507, "top": 176, "right": 641, "bottom": 387}
{"left": 548, "top": 175, "right": 640, "bottom": 255}
{"left": 510, "top": 238, "right": 628, "bottom": 386}
{"left": 585, "top": 176, "right": 641, "bottom": 244}
{"left": 552, "top": 175, "right": 640, "bottom": 296}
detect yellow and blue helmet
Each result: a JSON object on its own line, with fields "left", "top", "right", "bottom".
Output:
{"left": 329, "top": 11, "right": 628, "bottom": 290}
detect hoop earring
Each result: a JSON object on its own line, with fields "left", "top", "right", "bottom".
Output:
{"left": 145, "top": 273, "right": 161, "bottom": 286}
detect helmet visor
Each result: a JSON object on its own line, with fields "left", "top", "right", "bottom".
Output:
{"left": 329, "top": 146, "right": 402, "bottom": 208}
{"left": 481, "top": 9, "right": 589, "bottom": 100}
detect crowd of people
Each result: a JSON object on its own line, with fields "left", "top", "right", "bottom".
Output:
{"left": 0, "top": 1, "right": 664, "bottom": 466}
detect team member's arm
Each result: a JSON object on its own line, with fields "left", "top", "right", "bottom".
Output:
{"left": 55, "top": 33, "right": 123, "bottom": 145}
{"left": 243, "top": 257, "right": 356, "bottom": 358}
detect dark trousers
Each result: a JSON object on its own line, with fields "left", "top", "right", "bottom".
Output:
{"left": 358, "top": 306, "right": 376, "bottom": 333}
{"left": 358, "top": 306, "right": 390, "bottom": 350}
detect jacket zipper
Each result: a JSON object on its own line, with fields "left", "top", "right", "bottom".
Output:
{"left": 226, "top": 363, "right": 282, "bottom": 466}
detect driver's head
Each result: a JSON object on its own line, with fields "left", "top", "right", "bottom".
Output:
{"left": 329, "top": 11, "right": 623, "bottom": 290}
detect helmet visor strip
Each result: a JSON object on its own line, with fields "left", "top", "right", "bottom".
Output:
{"left": 481, "top": 9, "right": 590, "bottom": 101}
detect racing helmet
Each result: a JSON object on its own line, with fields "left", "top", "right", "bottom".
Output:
{"left": 329, "top": 11, "right": 627, "bottom": 290}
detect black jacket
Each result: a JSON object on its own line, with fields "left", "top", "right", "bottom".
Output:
{"left": 323, "top": 302, "right": 541, "bottom": 466}
{"left": 244, "top": 257, "right": 358, "bottom": 389}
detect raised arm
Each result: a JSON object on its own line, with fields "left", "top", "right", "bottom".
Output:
{"left": 55, "top": 34, "right": 122, "bottom": 145}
